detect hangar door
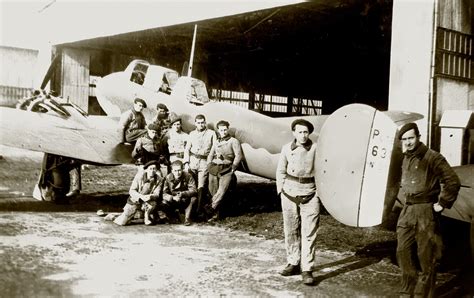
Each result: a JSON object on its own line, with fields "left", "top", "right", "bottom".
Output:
{"left": 60, "top": 48, "right": 89, "bottom": 111}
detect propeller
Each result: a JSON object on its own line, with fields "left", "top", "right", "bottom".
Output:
{"left": 40, "top": 53, "right": 60, "bottom": 90}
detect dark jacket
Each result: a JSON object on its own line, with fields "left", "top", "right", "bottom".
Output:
{"left": 163, "top": 172, "right": 197, "bottom": 200}
{"left": 400, "top": 143, "right": 460, "bottom": 208}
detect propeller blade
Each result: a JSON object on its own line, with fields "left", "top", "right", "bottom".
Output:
{"left": 40, "top": 54, "right": 60, "bottom": 90}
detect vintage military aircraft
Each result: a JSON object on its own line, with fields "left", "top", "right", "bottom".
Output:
{"left": 0, "top": 58, "right": 472, "bottom": 252}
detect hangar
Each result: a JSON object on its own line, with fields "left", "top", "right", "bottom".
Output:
{"left": 46, "top": 0, "right": 472, "bottom": 151}
{"left": 50, "top": 1, "right": 393, "bottom": 115}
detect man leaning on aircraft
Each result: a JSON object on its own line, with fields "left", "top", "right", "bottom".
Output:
{"left": 396, "top": 122, "right": 460, "bottom": 297}
{"left": 205, "top": 120, "right": 243, "bottom": 222}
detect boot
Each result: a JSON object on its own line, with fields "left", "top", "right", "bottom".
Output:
{"left": 113, "top": 204, "right": 138, "bottom": 226}
{"left": 66, "top": 166, "right": 81, "bottom": 197}
{"left": 144, "top": 203, "right": 156, "bottom": 226}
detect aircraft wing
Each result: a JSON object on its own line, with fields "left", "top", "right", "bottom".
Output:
{"left": 0, "top": 107, "right": 133, "bottom": 165}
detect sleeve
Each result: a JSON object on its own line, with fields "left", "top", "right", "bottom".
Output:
{"left": 129, "top": 172, "right": 142, "bottom": 201}
{"left": 162, "top": 178, "right": 173, "bottom": 202}
{"left": 231, "top": 138, "right": 243, "bottom": 171}
{"left": 131, "top": 138, "right": 142, "bottom": 159}
{"left": 433, "top": 155, "right": 461, "bottom": 208}
{"left": 150, "top": 177, "right": 164, "bottom": 201}
{"left": 181, "top": 174, "right": 197, "bottom": 198}
{"left": 207, "top": 142, "right": 216, "bottom": 165}
{"left": 118, "top": 111, "right": 132, "bottom": 143}
{"left": 276, "top": 145, "right": 288, "bottom": 195}
{"left": 183, "top": 132, "right": 192, "bottom": 163}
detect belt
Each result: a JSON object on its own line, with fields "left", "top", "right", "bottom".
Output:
{"left": 191, "top": 151, "right": 208, "bottom": 160}
{"left": 281, "top": 189, "right": 315, "bottom": 204}
{"left": 405, "top": 193, "right": 437, "bottom": 205}
{"left": 286, "top": 174, "right": 314, "bottom": 184}
{"left": 170, "top": 152, "right": 184, "bottom": 158}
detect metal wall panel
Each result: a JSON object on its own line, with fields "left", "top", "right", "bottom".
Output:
{"left": 61, "top": 48, "right": 90, "bottom": 111}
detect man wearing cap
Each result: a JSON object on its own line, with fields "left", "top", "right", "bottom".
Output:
{"left": 162, "top": 160, "right": 197, "bottom": 226}
{"left": 165, "top": 115, "right": 188, "bottom": 163}
{"left": 184, "top": 114, "right": 217, "bottom": 218}
{"left": 205, "top": 120, "right": 243, "bottom": 221}
{"left": 152, "top": 103, "right": 178, "bottom": 139}
{"left": 113, "top": 160, "right": 164, "bottom": 226}
{"left": 132, "top": 123, "right": 169, "bottom": 166}
{"left": 118, "top": 97, "right": 147, "bottom": 144}
{"left": 396, "top": 122, "right": 460, "bottom": 297}
{"left": 276, "top": 118, "right": 319, "bottom": 286}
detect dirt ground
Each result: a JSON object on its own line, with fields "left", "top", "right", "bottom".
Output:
{"left": 0, "top": 145, "right": 473, "bottom": 297}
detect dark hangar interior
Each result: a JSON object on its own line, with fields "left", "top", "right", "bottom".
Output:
{"left": 58, "top": 0, "right": 393, "bottom": 114}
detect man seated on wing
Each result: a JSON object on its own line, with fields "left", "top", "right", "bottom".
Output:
{"left": 118, "top": 97, "right": 147, "bottom": 144}
{"left": 132, "top": 123, "right": 169, "bottom": 167}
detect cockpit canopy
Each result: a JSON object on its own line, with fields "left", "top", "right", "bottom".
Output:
{"left": 172, "top": 76, "right": 210, "bottom": 105}
{"left": 126, "top": 60, "right": 179, "bottom": 94}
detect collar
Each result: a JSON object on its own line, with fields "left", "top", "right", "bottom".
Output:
{"left": 144, "top": 173, "right": 157, "bottom": 183}
{"left": 291, "top": 139, "right": 313, "bottom": 151}
{"left": 218, "top": 135, "right": 231, "bottom": 142}
{"left": 405, "top": 142, "right": 428, "bottom": 159}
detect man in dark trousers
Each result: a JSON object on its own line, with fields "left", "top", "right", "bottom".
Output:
{"left": 396, "top": 122, "right": 460, "bottom": 297}
{"left": 162, "top": 160, "right": 197, "bottom": 226}
{"left": 276, "top": 119, "right": 320, "bottom": 286}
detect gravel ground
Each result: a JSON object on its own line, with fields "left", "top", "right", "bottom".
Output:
{"left": 0, "top": 145, "right": 473, "bottom": 297}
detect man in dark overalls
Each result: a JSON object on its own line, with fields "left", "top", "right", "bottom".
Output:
{"left": 396, "top": 122, "right": 460, "bottom": 297}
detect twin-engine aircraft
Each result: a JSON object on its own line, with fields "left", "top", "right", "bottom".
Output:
{"left": 0, "top": 60, "right": 472, "bottom": 242}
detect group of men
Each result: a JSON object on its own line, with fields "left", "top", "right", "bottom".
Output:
{"left": 116, "top": 97, "right": 462, "bottom": 294}
{"left": 111, "top": 97, "right": 243, "bottom": 226}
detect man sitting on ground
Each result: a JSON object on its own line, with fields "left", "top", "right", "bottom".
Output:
{"left": 162, "top": 160, "right": 197, "bottom": 226}
{"left": 112, "top": 160, "right": 164, "bottom": 226}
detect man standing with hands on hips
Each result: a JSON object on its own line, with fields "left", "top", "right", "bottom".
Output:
{"left": 396, "top": 122, "right": 460, "bottom": 297}
{"left": 276, "top": 119, "right": 320, "bottom": 286}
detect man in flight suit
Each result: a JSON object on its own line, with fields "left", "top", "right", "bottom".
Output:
{"left": 396, "top": 122, "right": 460, "bottom": 297}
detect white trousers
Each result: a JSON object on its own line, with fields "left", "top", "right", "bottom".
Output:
{"left": 281, "top": 192, "right": 320, "bottom": 271}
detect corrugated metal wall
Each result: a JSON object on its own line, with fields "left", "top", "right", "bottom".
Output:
{"left": 60, "top": 48, "right": 90, "bottom": 110}
{"left": 0, "top": 46, "right": 38, "bottom": 106}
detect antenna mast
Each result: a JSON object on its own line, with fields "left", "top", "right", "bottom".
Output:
{"left": 187, "top": 24, "right": 197, "bottom": 77}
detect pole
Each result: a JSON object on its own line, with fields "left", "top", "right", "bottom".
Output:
{"left": 188, "top": 24, "right": 198, "bottom": 77}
